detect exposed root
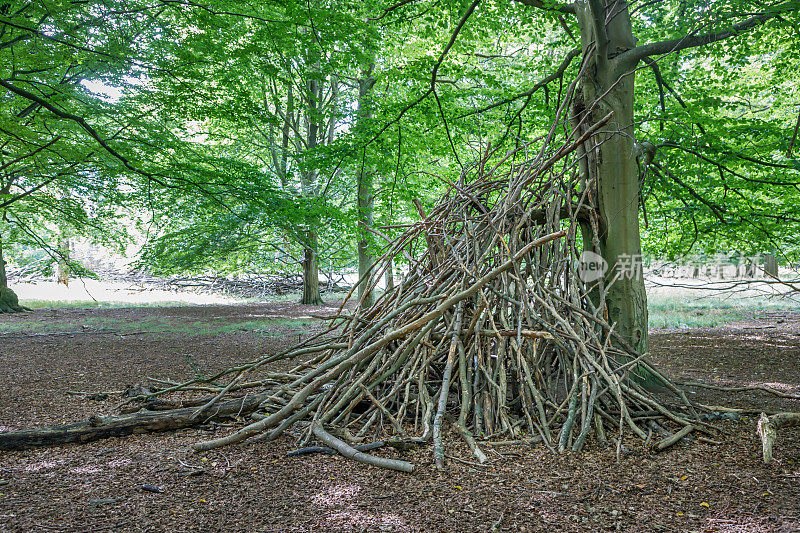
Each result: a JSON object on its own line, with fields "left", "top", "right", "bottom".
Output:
{"left": 0, "top": 286, "right": 29, "bottom": 313}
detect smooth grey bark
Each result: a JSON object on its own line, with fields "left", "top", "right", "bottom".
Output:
{"left": 572, "top": 0, "right": 648, "bottom": 355}
{"left": 385, "top": 258, "right": 394, "bottom": 291}
{"left": 521, "top": 0, "right": 785, "bottom": 358}
{"left": 0, "top": 223, "right": 25, "bottom": 313}
{"left": 300, "top": 72, "right": 324, "bottom": 306}
{"left": 57, "top": 238, "right": 70, "bottom": 287}
{"left": 763, "top": 252, "right": 779, "bottom": 278}
{"left": 0, "top": 178, "right": 24, "bottom": 312}
{"left": 357, "top": 63, "right": 376, "bottom": 307}
{"left": 301, "top": 229, "right": 324, "bottom": 305}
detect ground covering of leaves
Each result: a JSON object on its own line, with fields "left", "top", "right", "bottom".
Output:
{"left": 0, "top": 303, "right": 798, "bottom": 532}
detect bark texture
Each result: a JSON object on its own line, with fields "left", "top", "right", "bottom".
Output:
{"left": 757, "top": 412, "right": 800, "bottom": 463}
{"left": 0, "top": 232, "right": 25, "bottom": 313}
{"left": 0, "top": 393, "right": 268, "bottom": 451}
{"left": 57, "top": 238, "right": 70, "bottom": 287}
{"left": 301, "top": 229, "right": 324, "bottom": 305}
{"left": 356, "top": 63, "right": 376, "bottom": 307}
{"left": 573, "top": 0, "right": 648, "bottom": 356}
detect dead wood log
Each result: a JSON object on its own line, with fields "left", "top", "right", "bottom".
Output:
{"left": 0, "top": 393, "right": 268, "bottom": 451}
{"left": 757, "top": 412, "right": 800, "bottom": 463}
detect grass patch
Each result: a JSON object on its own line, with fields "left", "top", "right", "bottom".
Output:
{"left": 648, "top": 293, "right": 797, "bottom": 329}
{"left": 21, "top": 300, "right": 195, "bottom": 310}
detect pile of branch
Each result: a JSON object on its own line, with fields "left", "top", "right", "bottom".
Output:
{"left": 0, "top": 118, "right": 709, "bottom": 469}
{"left": 121, "top": 273, "right": 350, "bottom": 298}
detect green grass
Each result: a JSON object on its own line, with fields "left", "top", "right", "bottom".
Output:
{"left": 647, "top": 293, "right": 798, "bottom": 329}
{"left": 21, "top": 300, "right": 193, "bottom": 310}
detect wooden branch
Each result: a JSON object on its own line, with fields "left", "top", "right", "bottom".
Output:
{"left": 0, "top": 393, "right": 269, "bottom": 451}
{"left": 287, "top": 441, "right": 385, "bottom": 456}
{"left": 614, "top": 9, "right": 785, "bottom": 69}
{"left": 757, "top": 412, "right": 800, "bottom": 463}
{"left": 788, "top": 106, "right": 800, "bottom": 157}
{"left": 430, "top": 0, "right": 481, "bottom": 87}
{"left": 0, "top": 79, "right": 150, "bottom": 182}
{"left": 642, "top": 57, "right": 705, "bottom": 135}
{"left": 311, "top": 423, "right": 414, "bottom": 472}
{"left": 513, "top": 0, "right": 577, "bottom": 16}
{"left": 654, "top": 424, "right": 694, "bottom": 452}
{"left": 588, "top": 0, "right": 610, "bottom": 71}
{"left": 366, "top": 0, "right": 480, "bottom": 144}
{"left": 651, "top": 163, "right": 727, "bottom": 223}
{"left": 457, "top": 47, "right": 581, "bottom": 119}
{"left": 679, "top": 380, "right": 800, "bottom": 400}
{"left": 367, "top": 0, "right": 417, "bottom": 21}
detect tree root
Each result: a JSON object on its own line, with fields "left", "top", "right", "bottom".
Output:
{"left": 0, "top": 286, "right": 29, "bottom": 313}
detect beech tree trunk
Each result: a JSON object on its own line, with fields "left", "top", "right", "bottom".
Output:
{"left": 301, "top": 229, "right": 324, "bottom": 305}
{"left": 385, "top": 258, "right": 395, "bottom": 291}
{"left": 57, "top": 238, "right": 70, "bottom": 286}
{"left": 0, "top": 225, "right": 24, "bottom": 313}
{"left": 299, "top": 68, "right": 324, "bottom": 306}
{"left": 356, "top": 64, "right": 376, "bottom": 307}
{"left": 763, "top": 252, "right": 779, "bottom": 278}
{"left": 573, "top": 1, "right": 648, "bottom": 355}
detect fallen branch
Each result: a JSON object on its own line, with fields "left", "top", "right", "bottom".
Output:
{"left": 311, "top": 423, "right": 414, "bottom": 473}
{"left": 757, "top": 412, "right": 800, "bottom": 463}
{"left": 0, "top": 393, "right": 268, "bottom": 451}
{"left": 654, "top": 424, "right": 695, "bottom": 452}
{"left": 0, "top": 329, "right": 112, "bottom": 338}
{"left": 680, "top": 380, "right": 800, "bottom": 400}
{"left": 287, "top": 441, "right": 385, "bottom": 456}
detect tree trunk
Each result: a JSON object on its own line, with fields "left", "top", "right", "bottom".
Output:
{"left": 385, "top": 258, "right": 395, "bottom": 291}
{"left": 57, "top": 238, "right": 70, "bottom": 287}
{"left": 298, "top": 66, "right": 324, "bottom": 306}
{"left": 301, "top": 229, "right": 324, "bottom": 305}
{"left": 763, "top": 252, "right": 778, "bottom": 278}
{"left": 0, "top": 226, "right": 25, "bottom": 313}
{"left": 574, "top": 1, "right": 648, "bottom": 356}
{"left": 357, "top": 64, "right": 376, "bottom": 307}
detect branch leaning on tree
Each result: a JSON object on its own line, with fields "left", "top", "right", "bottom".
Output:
{"left": 456, "top": 47, "right": 582, "bottom": 120}
{"left": 367, "top": 0, "right": 481, "bottom": 145}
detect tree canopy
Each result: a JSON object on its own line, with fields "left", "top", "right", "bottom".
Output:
{"left": 1, "top": 0, "right": 798, "bottom": 299}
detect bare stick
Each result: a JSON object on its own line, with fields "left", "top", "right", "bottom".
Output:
{"left": 312, "top": 423, "right": 413, "bottom": 473}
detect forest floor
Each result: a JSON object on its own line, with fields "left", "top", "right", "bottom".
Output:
{"left": 0, "top": 302, "right": 799, "bottom": 532}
